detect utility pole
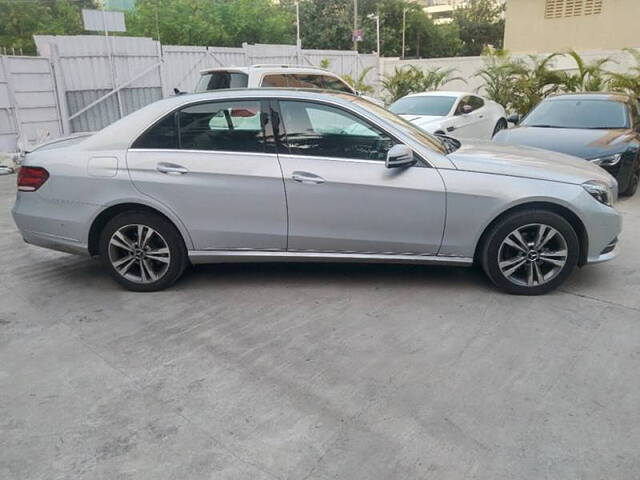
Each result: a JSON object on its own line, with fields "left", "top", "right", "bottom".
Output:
{"left": 353, "top": 0, "right": 358, "bottom": 52}
{"left": 401, "top": 8, "right": 406, "bottom": 59}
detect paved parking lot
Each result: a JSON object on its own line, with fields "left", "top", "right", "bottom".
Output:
{"left": 1, "top": 173, "right": 639, "bottom": 480}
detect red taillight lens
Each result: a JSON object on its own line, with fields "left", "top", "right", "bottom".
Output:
{"left": 17, "top": 167, "right": 49, "bottom": 192}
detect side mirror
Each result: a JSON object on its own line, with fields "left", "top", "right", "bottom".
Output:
{"left": 462, "top": 104, "right": 473, "bottom": 114}
{"left": 386, "top": 144, "right": 416, "bottom": 169}
{"left": 507, "top": 113, "right": 520, "bottom": 125}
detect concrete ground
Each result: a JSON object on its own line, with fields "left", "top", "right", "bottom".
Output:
{"left": 1, "top": 173, "right": 639, "bottom": 480}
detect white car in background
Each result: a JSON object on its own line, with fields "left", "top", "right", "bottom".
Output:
{"left": 389, "top": 91, "right": 508, "bottom": 140}
{"left": 194, "top": 64, "right": 384, "bottom": 105}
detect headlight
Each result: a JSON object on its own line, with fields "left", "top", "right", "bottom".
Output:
{"left": 582, "top": 180, "right": 614, "bottom": 206}
{"left": 588, "top": 153, "right": 622, "bottom": 167}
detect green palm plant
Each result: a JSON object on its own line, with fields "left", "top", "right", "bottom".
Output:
{"left": 342, "top": 66, "right": 375, "bottom": 95}
{"left": 420, "top": 66, "right": 466, "bottom": 91}
{"left": 608, "top": 48, "right": 640, "bottom": 96}
{"left": 474, "top": 49, "right": 518, "bottom": 109}
{"left": 561, "top": 50, "right": 612, "bottom": 92}
{"left": 509, "top": 53, "right": 566, "bottom": 116}
{"left": 382, "top": 65, "right": 465, "bottom": 102}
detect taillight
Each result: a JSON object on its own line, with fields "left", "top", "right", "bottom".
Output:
{"left": 17, "top": 167, "right": 49, "bottom": 192}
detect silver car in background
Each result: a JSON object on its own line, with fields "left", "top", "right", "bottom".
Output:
{"left": 13, "top": 90, "right": 621, "bottom": 294}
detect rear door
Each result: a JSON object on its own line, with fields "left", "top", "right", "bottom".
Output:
{"left": 273, "top": 99, "right": 446, "bottom": 255}
{"left": 127, "top": 98, "right": 287, "bottom": 251}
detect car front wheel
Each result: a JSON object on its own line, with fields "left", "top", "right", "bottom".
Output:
{"left": 99, "top": 211, "right": 188, "bottom": 292}
{"left": 481, "top": 210, "right": 580, "bottom": 295}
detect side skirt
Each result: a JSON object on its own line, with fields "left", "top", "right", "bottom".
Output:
{"left": 188, "top": 250, "right": 473, "bottom": 266}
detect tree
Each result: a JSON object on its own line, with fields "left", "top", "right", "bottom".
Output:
{"left": 126, "top": 0, "right": 295, "bottom": 46}
{"left": 0, "top": 0, "right": 97, "bottom": 55}
{"left": 452, "top": 0, "right": 505, "bottom": 56}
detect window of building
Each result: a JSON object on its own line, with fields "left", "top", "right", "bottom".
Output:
{"left": 545, "top": 0, "right": 603, "bottom": 19}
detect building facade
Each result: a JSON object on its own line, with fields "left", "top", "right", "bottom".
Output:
{"left": 504, "top": 0, "right": 640, "bottom": 53}
{"left": 421, "top": 0, "right": 470, "bottom": 25}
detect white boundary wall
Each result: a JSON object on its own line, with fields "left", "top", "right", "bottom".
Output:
{"left": 382, "top": 48, "right": 640, "bottom": 97}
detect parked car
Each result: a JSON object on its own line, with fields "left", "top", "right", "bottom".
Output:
{"left": 494, "top": 92, "right": 640, "bottom": 196}
{"left": 388, "top": 91, "right": 508, "bottom": 140}
{"left": 194, "top": 64, "right": 383, "bottom": 105}
{"left": 13, "top": 90, "right": 621, "bottom": 295}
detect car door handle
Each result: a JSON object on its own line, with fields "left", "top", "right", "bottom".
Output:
{"left": 156, "top": 162, "right": 188, "bottom": 175}
{"left": 446, "top": 126, "right": 455, "bottom": 132}
{"left": 291, "top": 171, "right": 325, "bottom": 184}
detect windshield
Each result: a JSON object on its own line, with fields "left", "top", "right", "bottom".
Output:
{"left": 522, "top": 99, "right": 629, "bottom": 129}
{"left": 351, "top": 97, "right": 448, "bottom": 154}
{"left": 195, "top": 71, "right": 248, "bottom": 92}
{"left": 388, "top": 95, "right": 457, "bottom": 117}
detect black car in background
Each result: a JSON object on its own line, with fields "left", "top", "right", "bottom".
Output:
{"left": 494, "top": 93, "right": 640, "bottom": 196}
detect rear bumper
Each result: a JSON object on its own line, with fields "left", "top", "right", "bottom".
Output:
{"left": 12, "top": 192, "right": 91, "bottom": 256}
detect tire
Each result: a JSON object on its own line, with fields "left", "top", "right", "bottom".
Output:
{"left": 621, "top": 161, "right": 640, "bottom": 197}
{"left": 99, "top": 211, "right": 188, "bottom": 292}
{"left": 492, "top": 118, "right": 508, "bottom": 138}
{"left": 481, "top": 210, "right": 580, "bottom": 295}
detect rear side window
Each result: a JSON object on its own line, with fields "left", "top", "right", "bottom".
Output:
{"left": 132, "top": 100, "right": 266, "bottom": 152}
{"left": 288, "top": 74, "right": 324, "bottom": 88}
{"left": 195, "top": 72, "right": 248, "bottom": 92}
{"left": 132, "top": 113, "right": 178, "bottom": 149}
{"left": 178, "top": 100, "right": 265, "bottom": 152}
{"left": 261, "top": 74, "right": 289, "bottom": 87}
{"left": 321, "top": 75, "right": 354, "bottom": 93}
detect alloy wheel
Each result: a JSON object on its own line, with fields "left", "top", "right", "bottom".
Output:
{"left": 108, "top": 224, "right": 171, "bottom": 284}
{"left": 497, "top": 223, "right": 568, "bottom": 287}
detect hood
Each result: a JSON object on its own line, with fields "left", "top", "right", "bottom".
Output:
{"left": 447, "top": 140, "right": 616, "bottom": 186}
{"left": 400, "top": 114, "right": 443, "bottom": 129}
{"left": 493, "top": 126, "right": 635, "bottom": 159}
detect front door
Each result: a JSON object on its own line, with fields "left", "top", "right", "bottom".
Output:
{"left": 127, "top": 99, "right": 287, "bottom": 251}
{"left": 274, "top": 99, "right": 446, "bottom": 255}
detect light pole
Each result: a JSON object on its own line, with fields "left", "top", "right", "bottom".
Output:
{"left": 367, "top": 13, "right": 380, "bottom": 57}
{"left": 295, "top": 1, "right": 301, "bottom": 47}
{"left": 401, "top": 8, "right": 407, "bottom": 59}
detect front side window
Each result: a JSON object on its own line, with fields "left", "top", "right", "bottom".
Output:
{"left": 469, "top": 96, "right": 485, "bottom": 110}
{"left": 455, "top": 96, "right": 472, "bottom": 115}
{"left": 195, "top": 71, "right": 248, "bottom": 92}
{"left": 278, "top": 100, "right": 394, "bottom": 161}
{"left": 178, "top": 100, "right": 265, "bottom": 152}
{"left": 522, "top": 99, "right": 630, "bottom": 129}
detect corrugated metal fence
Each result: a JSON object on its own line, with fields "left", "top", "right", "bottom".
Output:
{"left": 0, "top": 35, "right": 379, "bottom": 153}
{"left": 0, "top": 55, "right": 62, "bottom": 152}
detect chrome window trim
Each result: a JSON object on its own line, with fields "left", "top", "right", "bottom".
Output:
{"left": 128, "top": 148, "right": 279, "bottom": 157}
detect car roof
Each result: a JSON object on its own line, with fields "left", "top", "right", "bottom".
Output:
{"left": 82, "top": 89, "right": 363, "bottom": 151}
{"left": 546, "top": 92, "right": 632, "bottom": 103}
{"left": 199, "top": 64, "right": 338, "bottom": 76}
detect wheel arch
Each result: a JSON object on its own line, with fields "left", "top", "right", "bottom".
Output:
{"left": 88, "top": 202, "right": 193, "bottom": 256}
{"left": 473, "top": 201, "right": 589, "bottom": 267}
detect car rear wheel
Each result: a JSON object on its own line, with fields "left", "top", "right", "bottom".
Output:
{"left": 99, "top": 211, "right": 188, "bottom": 292}
{"left": 481, "top": 210, "right": 580, "bottom": 295}
{"left": 492, "top": 118, "right": 508, "bottom": 137}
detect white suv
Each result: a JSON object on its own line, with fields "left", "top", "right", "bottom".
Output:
{"left": 194, "top": 64, "right": 382, "bottom": 104}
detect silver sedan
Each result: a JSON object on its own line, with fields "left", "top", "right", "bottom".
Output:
{"left": 12, "top": 90, "right": 621, "bottom": 294}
